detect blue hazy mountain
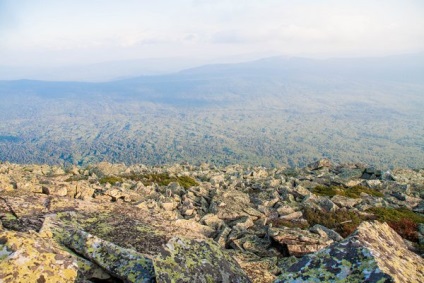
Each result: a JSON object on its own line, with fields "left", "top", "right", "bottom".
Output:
{"left": 0, "top": 54, "right": 423, "bottom": 168}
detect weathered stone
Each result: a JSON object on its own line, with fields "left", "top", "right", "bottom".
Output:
{"left": 174, "top": 219, "right": 215, "bottom": 237}
{"left": 215, "top": 226, "right": 232, "bottom": 248}
{"left": 276, "top": 205, "right": 295, "bottom": 216}
{"left": 270, "top": 227, "right": 333, "bottom": 256}
{"left": 275, "top": 221, "right": 424, "bottom": 283}
{"left": 89, "top": 162, "right": 127, "bottom": 178}
{"left": 290, "top": 185, "right": 312, "bottom": 199}
{"left": 154, "top": 237, "right": 251, "bottom": 283}
{"left": 209, "top": 189, "right": 252, "bottom": 221}
{"left": 279, "top": 211, "right": 302, "bottom": 220}
{"left": 64, "top": 229, "right": 156, "bottom": 283}
{"left": 302, "top": 194, "right": 339, "bottom": 212}
{"left": 42, "top": 184, "right": 68, "bottom": 196}
{"left": 0, "top": 175, "right": 15, "bottom": 191}
{"left": 307, "top": 158, "right": 332, "bottom": 170}
{"left": 242, "top": 207, "right": 265, "bottom": 219}
{"left": 201, "top": 213, "right": 225, "bottom": 230}
{"left": 336, "top": 168, "right": 363, "bottom": 180}
{"left": 0, "top": 229, "right": 109, "bottom": 283}
{"left": 331, "top": 194, "right": 361, "bottom": 208}
{"left": 230, "top": 216, "right": 254, "bottom": 230}
{"left": 310, "top": 224, "right": 343, "bottom": 241}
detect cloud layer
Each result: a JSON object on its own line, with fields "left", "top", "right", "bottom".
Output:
{"left": 1, "top": 0, "right": 423, "bottom": 66}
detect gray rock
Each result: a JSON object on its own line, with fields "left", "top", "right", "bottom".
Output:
{"left": 309, "top": 224, "right": 343, "bottom": 241}
{"left": 64, "top": 229, "right": 156, "bottom": 283}
{"left": 331, "top": 195, "right": 361, "bottom": 208}
{"left": 270, "top": 227, "right": 333, "bottom": 256}
{"left": 307, "top": 159, "right": 332, "bottom": 170}
{"left": 275, "top": 221, "right": 424, "bottom": 283}
{"left": 279, "top": 211, "right": 303, "bottom": 220}
{"left": 154, "top": 237, "right": 251, "bottom": 283}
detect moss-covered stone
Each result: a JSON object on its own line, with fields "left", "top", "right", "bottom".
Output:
{"left": 64, "top": 229, "right": 156, "bottom": 283}
{"left": 154, "top": 237, "right": 251, "bottom": 283}
{"left": 275, "top": 221, "right": 424, "bottom": 283}
{"left": 0, "top": 229, "right": 109, "bottom": 283}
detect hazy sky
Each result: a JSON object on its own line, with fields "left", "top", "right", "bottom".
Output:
{"left": 1, "top": 0, "right": 423, "bottom": 67}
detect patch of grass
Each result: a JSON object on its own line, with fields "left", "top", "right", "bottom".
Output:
{"left": 282, "top": 168, "right": 299, "bottom": 178}
{"left": 177, "top": 175, "right": 198, "bottom": 189}
{"left": 99, "top": 176, "right": 123, "bottom": 185}
{"left": 367, "top": 207, "right": 424, "bottom": 242}
{"left": 122, "top": 173, "right": 198, "bottom": 189}
{"left": 311, "top": 186, "right": 340, "bottom": 197}
{"left": 64, "top": 175, "right": 88, "bottom": 182}
{"left": 311, "top": 185, "right": 384, "bottom": 199}
{"left": 303, "top": 207, "right": 369, "bottom": 237}
{"left": 269, "top": 218, "right": 309, "bottom": 230}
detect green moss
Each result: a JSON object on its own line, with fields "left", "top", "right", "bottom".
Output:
{"left": 269, "top": 218, "right": 309, "bottom": 229}
{"left": 64, "top": 175, "right": 88, "bottom": 182}
{"left": 367, "top": 207, "right": 424, "bottom": 242}
{"left": 345, "top": 186, "right": 384, "bottom": 198}
{"left": 99, "top": 176, "right": 123, "bottom": 185}
{"left": 303, "top": 207, "right": 369, "bottom": 237}
{"left": 311, "top": 185, "right": 340, "bottom": 197}
{"left": 367, "top": 207, "right": 424, "bottom": 223}
{"left": 176, "top": 175, "right": 198, "bottom": 189}
{"left": 311, "top": 185, "right": 384, "bottom": 199}
{"left": 121, "top": 173, "right": 198, "bottom": 189}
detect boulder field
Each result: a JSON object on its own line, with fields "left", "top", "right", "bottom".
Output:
{"left": 0, "top": 159, "right": 423, "bottom": 282}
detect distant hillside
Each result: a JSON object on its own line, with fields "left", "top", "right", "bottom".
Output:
{"left": 0, "top": 54, "right": 423, "bottom": 168}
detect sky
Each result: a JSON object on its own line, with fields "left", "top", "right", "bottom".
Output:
{"left": 0, "top": 0, "right": 424, "bottom": 67}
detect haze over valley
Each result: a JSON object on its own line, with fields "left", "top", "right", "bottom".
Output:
{"left": 1, "top": 54, "right": 423, "bottom": 168}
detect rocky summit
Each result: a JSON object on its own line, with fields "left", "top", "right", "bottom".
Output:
{"left": 0, "top": 159, "right": 423, "bottom": 282}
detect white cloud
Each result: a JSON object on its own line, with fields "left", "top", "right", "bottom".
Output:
{"left": 0, "top": 0, "right": 423, "bottom": 66}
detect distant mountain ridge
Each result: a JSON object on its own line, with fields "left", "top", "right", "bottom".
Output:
{"left": 0, "top": 53, "right": 423, "bottom": 168}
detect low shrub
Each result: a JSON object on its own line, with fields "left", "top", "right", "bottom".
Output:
{"left": 311, "top": 185, "right": 383, "bottom": 199}
{"left": 303, "top": 207, "right": 369, "bottom": 237}
{"left": 65, "top": 175, "right": 88, "bottom": 182}
{"left": 99, "top": 176, "right": 123, "bottom": 185}
{"left": 268, "top": 218, "right": 309, "bottom": 230}
{"left": 367, "top": 207, "right": 424, "bottom": 242}
{"left": 122, "top": 173, "right": 198, "bottom": 189}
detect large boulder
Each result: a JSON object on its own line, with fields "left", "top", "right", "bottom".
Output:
{"left": 307, "top": 159, "right": 332, "bottom": 170}
{"left": 89, "top": 162, "right": 127, "bottom": 178}
{"left": 0, "top": 229, "right": 109, "bottom": 283}
{"left": 154, "top": 237, "right": 251, "bottom": 283}
{"left": 269, "top": 226, "right": 333, "bottom": 256}
{"left": 275, "top": 221, "right": 424, "bottom": 283}
{"left": 64, "top": 229, "right": 156, "bottom": 283}
{"left": 209, "top": 189, "right": 253, "bottom": 221}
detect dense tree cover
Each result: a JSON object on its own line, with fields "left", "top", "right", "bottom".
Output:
{"left": 0, "top": 59, "right": 423, "bottom": 169}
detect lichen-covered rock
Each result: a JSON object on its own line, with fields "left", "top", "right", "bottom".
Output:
{"left": 331, "top": 194, "right": 361, "bottom": 208}
{"left": 309, "top": 224, "right": 343, "bottom": 242}
{"left": 89, "top": 162, "right": 127, "bottom": 177}
{"left": 42, "top": 184, "right": 68, "bottom": 196}
{"left": 269, "top": 226, "right": 333, "bottom": 256}
{"left": 154, "top": 237, "right": 252, "bottom": 283}
{"left": 64, "top": 229, "right": 156, "bottom": 283}
{"left": 307, "top": 158, "right": 332, "bottom": 170}
{"left": 0, "top": 229, "right": 109, "bottom": 283}
{"left": 209, "top": 189, "right": 253, "bottom": 221}
{"left": 275, "top": 221, "right": 424, "bottom": 283}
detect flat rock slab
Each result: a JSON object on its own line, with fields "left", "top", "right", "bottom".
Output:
{"left": 154, "top": 237, "right": 251, "bottom": 283}
{"left": 0, "top": 229, "right": 108, "bottom": 283}
{"left": 270, "top": 227, "right": 333, "bottom": 256}
{"left": 275, "top": 221, "right": 424, "bottom": 283}
{"left": 64, "top": 229, "right": 156, "bottom": 283}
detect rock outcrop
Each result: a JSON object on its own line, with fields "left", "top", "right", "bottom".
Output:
{"left": 154, "top": 237, "right": 251, "bottom": 283}
{"left": 275, "top": 221, "right": 424, "bottom": 283}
